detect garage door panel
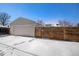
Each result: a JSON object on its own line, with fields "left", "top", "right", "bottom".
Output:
{"left": 13, "top": 25, "right": 35, "bottom": 36}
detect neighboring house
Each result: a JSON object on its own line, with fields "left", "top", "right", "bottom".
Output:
{"left": 10, "top": 17, "right": 42, "bottom": 37}
{"left": 45, "top": 24, "right": 53, "bottom": 27}
{"left": 0, "top": 24, "right": 10, "bottom": 34}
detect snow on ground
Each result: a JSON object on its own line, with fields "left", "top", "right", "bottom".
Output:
{"left": 0, "top": 35, "right": 79, "bottom": 56}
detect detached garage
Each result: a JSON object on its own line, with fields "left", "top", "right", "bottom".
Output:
{"left": 10, "top": 17, "right": 40, "bottom": 37}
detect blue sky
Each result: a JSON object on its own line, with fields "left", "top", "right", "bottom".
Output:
{"left": 0, "top": 3, "right": 79, "bottom": 25}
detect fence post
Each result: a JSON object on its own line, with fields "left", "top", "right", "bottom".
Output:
{"left": 64, "top": 27, "right": 66, "bottom": 40}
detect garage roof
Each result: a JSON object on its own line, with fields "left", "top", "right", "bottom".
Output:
{"left": 10, "top": 17, "right": 38, "bottom": 25}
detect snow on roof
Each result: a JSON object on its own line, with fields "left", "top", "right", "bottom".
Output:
{"left": 0, "top": 25, "right": 9, "bottom": 28}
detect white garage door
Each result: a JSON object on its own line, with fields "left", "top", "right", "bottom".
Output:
{"left": 13, "top": 25, "right": 35, "bottom": 36}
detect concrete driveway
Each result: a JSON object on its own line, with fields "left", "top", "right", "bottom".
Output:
{"left": 0, "top": 35, "right": 79, "bottom": 56}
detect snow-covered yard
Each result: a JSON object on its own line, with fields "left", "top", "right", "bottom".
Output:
{"left": 0, "top": 35, "right": 79, "bottom": 56}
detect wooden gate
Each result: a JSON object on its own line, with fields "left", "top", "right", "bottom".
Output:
{"left": 35, "top": 27, "right": 64, "bottom": 40}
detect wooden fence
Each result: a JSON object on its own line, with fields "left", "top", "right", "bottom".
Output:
{"left": 35, "top": 27, "right": 79, "bottom": 42}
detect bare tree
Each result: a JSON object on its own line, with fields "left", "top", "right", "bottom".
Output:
{"left": 0, "top": 12, "right": 11, "bottom": 26}
{"left": 58, "top": 20, "right": 73, "bottom": 27}
{"left": 36, "top": 20, "right": 45, "bottom": 26}
{"left": 76, "top": 23, "right": 79, "bottom": 27}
